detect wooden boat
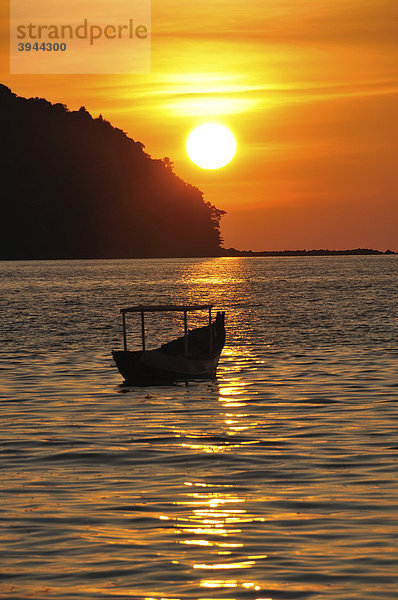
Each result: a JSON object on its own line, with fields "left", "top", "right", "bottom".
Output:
{"left": 112, "top": 304, "right": 225, "bottom": 384}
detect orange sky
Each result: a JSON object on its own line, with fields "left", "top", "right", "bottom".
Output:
{"left": 2, "top": 0, "right": 398, "bottom": 250}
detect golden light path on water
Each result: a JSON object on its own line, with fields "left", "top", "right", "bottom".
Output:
{"left": 152, "top": 364, "right": 271, "bottom": 599}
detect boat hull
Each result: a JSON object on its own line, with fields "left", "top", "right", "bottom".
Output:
{"left": 112, "top": 349, "right": 221, "bottom": 385}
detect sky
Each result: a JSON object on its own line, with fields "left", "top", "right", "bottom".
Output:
{"left": 2, "top": 0, "right": 397, "bottom": 251}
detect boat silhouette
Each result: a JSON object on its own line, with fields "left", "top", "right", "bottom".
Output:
{"left": 112, "top": 304, "right": 225, "bottom": 385}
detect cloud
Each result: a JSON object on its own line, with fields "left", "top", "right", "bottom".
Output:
{"left": 153, "top": 0, "right": 398, "bottom": 46}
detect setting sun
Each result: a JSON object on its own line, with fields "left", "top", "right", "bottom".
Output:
{"left": 186, "top": 123, "right": 237, "bottom": 170}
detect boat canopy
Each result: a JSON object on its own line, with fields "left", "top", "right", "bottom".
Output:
{"left": 119, "top": 304, "right": 215, "bottom": 352}
{"left": 120, "top": 304, "right": 213, "bottom": 313}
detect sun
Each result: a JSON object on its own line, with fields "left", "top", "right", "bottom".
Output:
{"left": 186, "top": 123, "right": 237, "bottom": 169}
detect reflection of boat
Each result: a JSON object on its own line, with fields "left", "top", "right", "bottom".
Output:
{"left": 112, "top": 304, "right": 225, "bottom": 385}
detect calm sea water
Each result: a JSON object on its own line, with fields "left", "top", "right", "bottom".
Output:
{"left": 1, "top": 256, "right": 397, "bottom": 600}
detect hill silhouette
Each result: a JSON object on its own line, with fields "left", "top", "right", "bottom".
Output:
{"left": 0, "top": 85, "right": 225, "bottom": 259}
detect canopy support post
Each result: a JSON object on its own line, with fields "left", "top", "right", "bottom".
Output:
{"left": 209, "top": 307, "right": 213, "bottom": 352}
{"left": 184, "top": 310, "right": 188, "bottom": 356}
{"left": 141, "top": 312, "right": 146, "bottom": 351}
{"left": 122, "top": 311, "right": 127, "bottom": 351}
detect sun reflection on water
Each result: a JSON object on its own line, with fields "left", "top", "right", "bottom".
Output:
{"left": 154, "top": 372, "right": 269, "bottom": 598}
{"left": 165, "top": 481, "right": 266, "bottom": 595}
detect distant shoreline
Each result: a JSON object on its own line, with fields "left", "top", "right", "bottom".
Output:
{"left": 1, "top": 248, "right": 396, "bottom": 261}
{"left": 220, "top": 248, "right": 397, "bottom": 257}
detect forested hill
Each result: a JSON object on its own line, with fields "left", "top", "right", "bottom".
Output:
{"left": 0, "top": 85, "right": 225, "bottom": 259}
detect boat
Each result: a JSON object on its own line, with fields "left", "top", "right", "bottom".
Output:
{"left": 112, "top": 304, "right": 225, "bottom": 385}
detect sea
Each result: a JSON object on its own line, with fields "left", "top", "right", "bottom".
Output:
{"left": 1, "top": 256, "right": 397, "bottom": 600}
